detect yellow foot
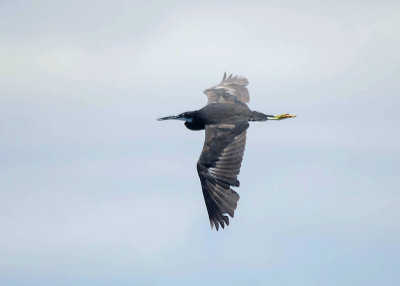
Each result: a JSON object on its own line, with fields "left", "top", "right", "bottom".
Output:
{"left": 270, "top": 113, "right": 296, "bottom": 120}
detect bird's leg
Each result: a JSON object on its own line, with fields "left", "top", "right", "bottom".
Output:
{"left": 267, "top": 113, "right": 296, "bottom": 120}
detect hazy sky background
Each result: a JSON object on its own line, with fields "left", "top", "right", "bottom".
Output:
{"left": 1, "top": 0, "right": 399, "bottom": 285}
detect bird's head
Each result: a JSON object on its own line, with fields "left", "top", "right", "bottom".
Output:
{"left": 157, "top": 111, "right": 194, "bottom": 123}
{"left": 158, "top": 111, "right": 204, "bottom": 130}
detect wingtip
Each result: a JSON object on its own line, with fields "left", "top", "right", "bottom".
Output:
{"left": 222, "top": 215, "right": 229, "bottom": 226}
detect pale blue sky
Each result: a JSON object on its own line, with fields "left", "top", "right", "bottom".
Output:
{"left": 1, "top": 1, "right": 399, "bottom": 285}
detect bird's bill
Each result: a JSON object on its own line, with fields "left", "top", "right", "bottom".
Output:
{"left": 267, "top": 113, "right": 296, "bottom": 120}
{"left": 157, "top": 115, "right": 181, "bottom": 121}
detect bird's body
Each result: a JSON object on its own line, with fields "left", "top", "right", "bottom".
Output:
{"left": 158, "top": 73, "right": 295, "bottom": 230}
{"left": 185, "top": 103, "right": 252, "bottom": 130}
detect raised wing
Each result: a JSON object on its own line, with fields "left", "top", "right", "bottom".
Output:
{"left": 203, "top": 73, "right": 250, "bottom": 106}
{"left": 197, "top": 121, "right": 249, "bottom": 230}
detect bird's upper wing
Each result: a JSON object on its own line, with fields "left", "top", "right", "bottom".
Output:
{"left": 203, "top": 73, "right": 250, "bottom": 106}
{"left": 197, "top": 121, "right": 249, "bottom": 230}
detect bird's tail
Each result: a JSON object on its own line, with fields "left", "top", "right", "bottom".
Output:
{"left": 250, "top": 111, "right": 269, "bottom": 121}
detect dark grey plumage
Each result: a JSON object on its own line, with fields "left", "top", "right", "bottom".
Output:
{"left": 197, "top": 121, "right": 248, "bottom": 230}
{"left": 158, "top": 73, "right": 295, "bottom": 230}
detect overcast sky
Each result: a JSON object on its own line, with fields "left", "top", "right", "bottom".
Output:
{"left": 1, "top": 1, "right": 400, "bottom": 285}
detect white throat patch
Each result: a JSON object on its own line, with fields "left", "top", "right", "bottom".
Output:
{"left": 178, "top": 117, "right": 193, "bottom": 122}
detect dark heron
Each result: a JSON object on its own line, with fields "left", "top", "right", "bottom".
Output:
{"left": 158, "top": 73, "right": 295, "bottom": 230}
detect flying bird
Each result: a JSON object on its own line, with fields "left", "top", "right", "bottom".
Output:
{"left": 158, "top": 73, "right": 295, "bottom": 230}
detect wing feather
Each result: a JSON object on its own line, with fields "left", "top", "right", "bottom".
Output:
{"left": 203, "top": 72, "right": 250, "bottom": 105}
{"left": 197, "top": 122, "right": 249, "bottom": 230}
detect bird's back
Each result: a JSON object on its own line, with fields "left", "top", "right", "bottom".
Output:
{"left": 197, "top": 103, "right": 252, "bottom": 125}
